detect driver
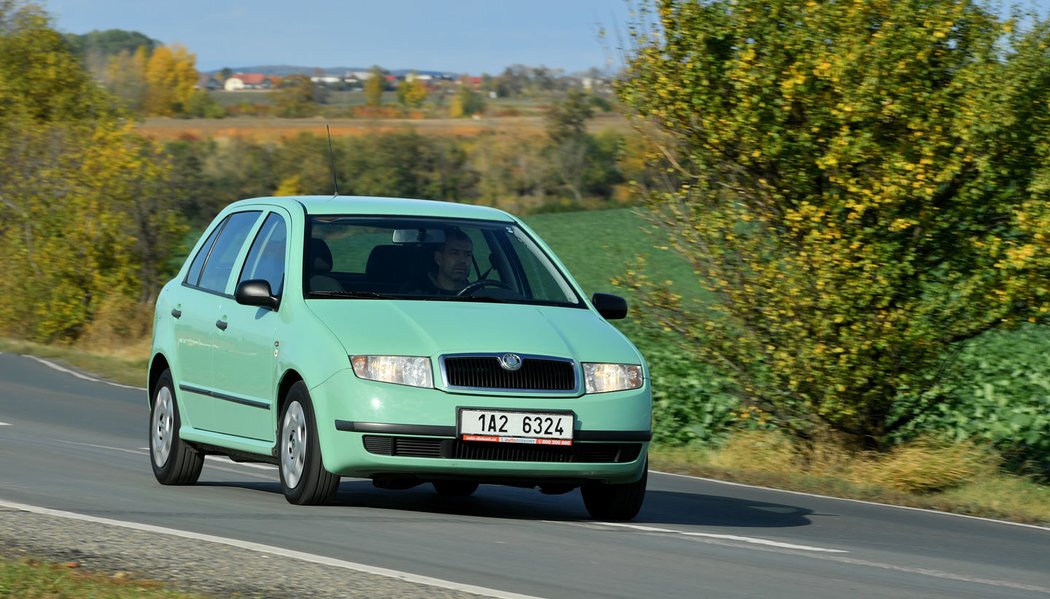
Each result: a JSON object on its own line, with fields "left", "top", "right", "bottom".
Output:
{"left": 413, "top": 228, "right": 473, "bottom": 294}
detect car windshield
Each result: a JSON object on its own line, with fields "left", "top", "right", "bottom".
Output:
{"left": 304, "top": 216, "right": 582, "bottom": 306}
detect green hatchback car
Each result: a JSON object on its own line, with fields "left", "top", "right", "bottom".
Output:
{"left": 148, "top": 196, "right": 651, "bottom": 520}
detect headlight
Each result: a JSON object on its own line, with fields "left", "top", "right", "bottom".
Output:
{"left": 583, "top": 363, "right": 643, "bottom": 394}
{"left": 350, "top": 355, "right": 433, "bottom": 388}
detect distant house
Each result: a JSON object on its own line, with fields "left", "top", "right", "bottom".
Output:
{"left": 224, "top": 73, "right": 272, "bottom": 91}
{"left": 196, "top": 74, "right": 223, "bottom": 91}
{"left": 310, "top": 75, "right": 342, "bottom": 85}
{"left": 457, "top": 76, "right": 483, "bottom": 91}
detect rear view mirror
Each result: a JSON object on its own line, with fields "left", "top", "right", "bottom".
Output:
{"left": 592, "top": 292, "right": 628, "bottom": 320}
{"left": 236, "top": 279, "right": 279, "bottom": 311}
{"left": 393, "top": 228, "right": 446, "bottom": 244}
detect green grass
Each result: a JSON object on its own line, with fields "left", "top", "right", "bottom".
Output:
{"left": 525, "top": 207, "right": 706, "bottom": 303}
{"left": 0, "top": 555, "right": 205, "bottom": 598}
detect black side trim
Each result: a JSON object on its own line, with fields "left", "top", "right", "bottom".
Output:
{"left": 335, "top": 421, "right": 456, "bottom": 436}
{"left": 179, "top": 384, "right": 270, "bottom": 410}
{"left": 336, "top": 420, "right": 651, "bottom": 442}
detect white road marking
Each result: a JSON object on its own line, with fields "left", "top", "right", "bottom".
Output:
{"left": 0, "top": 499, "right": 542, "bottom": 599}
{"left": 21, "top": 354, "right": 145, "bottom": 391}
{"left": 591, "top": 521, "right": 848, "bottom": 553}
{"left": 0, "top": 422, "right": 10, "bottom": 426}
{"left": 651, "top": 470, "right": 1050, "bottom": 532}
{"left": 563, "top": 521, "right": 1050, "bottom": 594}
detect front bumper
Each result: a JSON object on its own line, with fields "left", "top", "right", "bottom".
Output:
{"left": 309, "top": 368, "right": 651, "bottom": 484}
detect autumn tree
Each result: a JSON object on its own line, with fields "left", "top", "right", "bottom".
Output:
{"left": 103, "top": 46, "right": 149, "bottom": 111}
{"left": 144, "top": 44, "right": 198, "bottom": 115}
{"left": 397, "top": 73, "right": 428, "bottom": 108}
{"left": 449, "top": 79, "right": 484, "bottom": 117}
{"left": 275, "top": 74, "right": 318, "bottom": 117}
{"left": 0, "top": 1, "right": 185, "bottom": 341}
{"left": 618, "top": 0, "right": 1050, "bottom": 447}
{"left": 364, "top": 65, "right": 385, "bottom": 107}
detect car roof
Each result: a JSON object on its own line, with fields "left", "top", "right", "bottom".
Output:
{"left": 232, "top": 195, "right": 517, "bottom": 222}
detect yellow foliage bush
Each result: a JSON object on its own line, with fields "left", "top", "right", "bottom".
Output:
{"left": 855, "top": 439, "right": 997, "bottom": 494}
{"left": 709, "top": 430, "right": 798, "bottom": 473}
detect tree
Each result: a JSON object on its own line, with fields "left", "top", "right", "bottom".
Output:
{"left": 103, "top": 46, "right": 149, "bottom": 111}
{"left": 144, "top": 44, "right": 199, "bottom": 116}
{"left": 397, "top": 73, "right": 428, "bottom": 108}
{"left": 617, "top": 0, "right": 1050, "bottom": 447}
{"left": 0, "top": 1, "right": 185, "bottom": 341}
{"left": 449, "top": 79, "right": 484, "bottom": 117}
{"left": 364, "top": 65, "right": 385, "bottom": 107}
{"left": 275, "top": 74, "right": 317, "bottom": 117}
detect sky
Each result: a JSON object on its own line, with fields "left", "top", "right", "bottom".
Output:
{"left": 39, "top": 0, "right": 638, "bottom": 75}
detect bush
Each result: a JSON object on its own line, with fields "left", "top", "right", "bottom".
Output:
{"left": 894, "top": 325, "right": 1050, "bottom": 479}
{"left": 856, "top": 439, "right": 996, "bottom": 494}
{"left": 645, "top": 338, "right": 741, "bottom": 446}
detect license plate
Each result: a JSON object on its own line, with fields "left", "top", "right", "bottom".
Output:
{"left": 458, "top": 409, "right": 574, "bottom": 446}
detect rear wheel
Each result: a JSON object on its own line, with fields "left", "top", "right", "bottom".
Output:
{"left": 432, "top": 481, "right": 479, "bottom": 497}
{"left": 149, "top": 370, "right": 203, "bottom": 485}
{"left": 581, "top": 461, "right": 647, "bottom": 521}
{"left": 279, "top": 382, "right": 339, "bottom": 505}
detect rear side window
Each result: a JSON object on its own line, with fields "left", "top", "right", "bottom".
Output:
{"left": 192, "top": 211, "right": 261, "bottom": 293}
{"left": 238, "top": 213, "right": 287, "bottom": 296}
{"left": 185, "top": 223, "right": 223, "bottom": 287}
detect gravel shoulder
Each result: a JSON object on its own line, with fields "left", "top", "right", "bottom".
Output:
{"left": 0, "top": 508, "right": 496, "bottom": 599}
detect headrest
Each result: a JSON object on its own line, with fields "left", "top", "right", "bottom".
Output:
{"left": 366, "top": 245, "right": 423, "bottom": 283}
{"left": 309, "top": 238, "right": 333, "bottom": 273}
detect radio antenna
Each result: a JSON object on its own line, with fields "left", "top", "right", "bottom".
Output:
{"left": 326, "top": 124, "right": 340, "bottom": 197}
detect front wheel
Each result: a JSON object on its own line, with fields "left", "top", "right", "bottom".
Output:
{"left": 581, "top": 461, "right": 647, "bottom": 521}
{"left": 279, "top": 382, "right": 339, "bottom": 505}
{"left": 149, "top": 370, "right": 203, "bottom": 485}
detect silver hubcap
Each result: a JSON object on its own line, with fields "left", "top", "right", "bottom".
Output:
{"left": 281, "top": 401, "right": 307, "bottom": 489}
{"left": 151, "top": 386, "right": 174, "bottom": 467}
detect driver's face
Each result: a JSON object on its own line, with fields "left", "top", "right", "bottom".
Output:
{"left": 434, "top": 237, "right": 473, "bottom": 288}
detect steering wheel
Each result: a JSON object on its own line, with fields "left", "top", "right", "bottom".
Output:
{"left": 456, "top": 279, "right": 509, "bottom": 297}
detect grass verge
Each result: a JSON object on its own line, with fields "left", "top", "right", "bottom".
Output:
{"left": 651, "top": 442, "right": 1050, "bottom": 526}
{"left": 0, "top": 337, "right": 147, "bottom": 389}
{"left": 0, "top": 554, "right": 205, "bottom": 598}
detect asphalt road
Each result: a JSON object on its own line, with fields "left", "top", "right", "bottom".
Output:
{"left": 1, "top": 352, "right": 1048, "bottom": 598}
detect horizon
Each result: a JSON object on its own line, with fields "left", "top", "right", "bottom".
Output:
{"left": 40, "top": 0, "right": 637, "bottom": 76}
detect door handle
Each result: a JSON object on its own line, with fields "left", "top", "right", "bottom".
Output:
{"left": 171, "top": 308, "right": 182, "bottom": 318}
{"left": 215, "top": 319, "right": 228, "bottom": 331}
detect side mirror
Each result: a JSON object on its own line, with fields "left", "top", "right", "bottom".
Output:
{"left": 235, "top": 279, "right": 279, "bottom": 311}
{"left": 592, "top": 292, "right": 628, "bottom": 320}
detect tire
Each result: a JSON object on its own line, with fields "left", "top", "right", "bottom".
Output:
{"left": 279, "top": 382, "right": 339, "bottom": 505}
{"left": 149, "top": 370, "right": 204, "bottom": 485}
{"left": 432, "top": 481, "right": 479, "bottom": 497}
{"left": 581, "top": 460, "right": 647, "bottom": 521}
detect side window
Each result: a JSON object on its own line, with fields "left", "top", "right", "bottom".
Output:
{"left": 185, "top": 221, "right": 225, "bottom": 287}
{"left": 238, "top": 213, "right": 287, "bottom": 296}
{"left": 197, "top": 211, "right": 261, "bottom": 293}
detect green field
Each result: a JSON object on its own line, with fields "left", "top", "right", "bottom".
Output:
{"left": 526, "top": 208, "right": 702, "bottom": 302}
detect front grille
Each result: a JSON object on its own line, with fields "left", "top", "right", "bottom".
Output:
{"left": 442, "top": 355, "right": 576, "bottom": 392}
{"left": 362, "top": 435, "right": 640, "bottom": 463}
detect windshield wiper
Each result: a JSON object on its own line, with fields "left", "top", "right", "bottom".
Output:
{"left": 308, "top": 290, "right": 395, "bottom": 299}
{"left": 442, "top": 295, "right": 514, "bottom": 304}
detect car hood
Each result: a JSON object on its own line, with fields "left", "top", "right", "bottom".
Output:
{"left": 307, "top": 299, "right": 641, "bottom": 364}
